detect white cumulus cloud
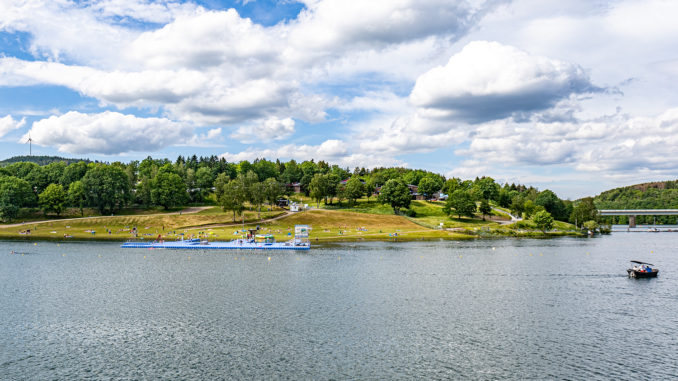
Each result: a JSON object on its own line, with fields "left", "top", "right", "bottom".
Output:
{"left": 231, "top": 117, "right": 295, "bottom": 143}
{"left": 0, "top": 115, "right": 26, "bottom": 138}
{"left": 410, "top": 41, "right": 598, "bottom": 123}
{"left": 26, "top": 111, "right": 191, "bottom": 154}
{"left": 452, "top": 108, "right": 678, "bottom": 182}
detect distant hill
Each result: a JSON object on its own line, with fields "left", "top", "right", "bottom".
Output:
{"left": 594, "top": 180, "right": 678, "bottom": 210}
{"left": 0, "top": 155, "right": 91, "bottom": 166}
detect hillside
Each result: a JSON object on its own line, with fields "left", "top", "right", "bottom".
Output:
{"left": 594, "top": 180, "right": 678, "bottom": 209}
{"left": 0, "top": 155, "right": 91, "bottom": 166}
{"left": 594, "top": 180, "right": 678, "bottom": 224}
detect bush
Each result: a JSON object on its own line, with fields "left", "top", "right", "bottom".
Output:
{"left": 404, "top": 208, "right": 417, "bottom": 217}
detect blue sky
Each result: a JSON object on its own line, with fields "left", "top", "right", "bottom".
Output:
{"left": 1, "top": 0, "right": 678, "bottom": 199}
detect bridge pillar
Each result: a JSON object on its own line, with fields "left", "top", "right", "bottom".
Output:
{"left": 629, "top": 215, "right": 636, "bottom": 228}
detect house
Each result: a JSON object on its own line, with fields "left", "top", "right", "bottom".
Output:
{"left": 374, "top": 184, "right": 423, "bottom": 200}
{"left": 286, "top": 182, "right": 302, "bottom": 193}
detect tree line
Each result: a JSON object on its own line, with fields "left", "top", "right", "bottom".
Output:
{"left": 0, "top": 155, "right": 598, "bottom": 228}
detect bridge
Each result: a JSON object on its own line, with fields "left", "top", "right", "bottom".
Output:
{"left": 598, "top": 209, "right": 678, "bottom": 227}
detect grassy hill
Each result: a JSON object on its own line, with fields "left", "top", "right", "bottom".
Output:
{"left": 0, "top": 155, "right": 91, "bottom": 166}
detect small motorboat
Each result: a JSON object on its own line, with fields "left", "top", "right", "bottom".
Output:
{"left": 627, "top": 260, "right": 659, "bottom": 278}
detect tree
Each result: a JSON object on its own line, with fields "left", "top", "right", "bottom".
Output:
{"left": 44, "top": 161, "right": 67, "bottom": 185}
{"left": 0, "top": 195, "right": 19, "bottom": 222}
{"left": 214, "top": 172, "right": 230, "bottom": 202}
{"left": 38, "top": 183, "right": 66, "bottom": 216}
{"left": 344, "top": 177, "right": 364, "bottom": 206}
{"left": 151, "top": 165, "right": 188, "bottom": 209}
{"left": 533, "top": 210, "right": 554, "bottom": 232}
{"left": 68, "top": 180, "right": 87, "bottom": 217}
{"left": 497, "top": 188, "right": 512, "bottom": 208}
{"left": 364, "top": 177, "right": 376, "bottom": 201}
{"left": 326, "top": 173, "right": 341, "bottom": 204}
{"left": 570, "top": 197, "right": 599, "bottom": 228}
{"left": 251, "top": 181, "right": 265, "bottom": 219}
{"left": 378, "top": 179, "right": 411, "bottom": 214}
{"left": 253, "top": 158, "right": 279, "bottom": 181}
{"left": 510, "top": 194, "right": 525, "bottom": 218}
{"left": 442, "top": 178, "right": 462, "bottom": 195}
{"left": 444, "top": 189, "right": 476, "bottom": 219}
{"left": 0, "top": 176, "right": 35, "bottom": 222}
{"left": 473, "top": 177, "right": 499, "bottom": 201}
{"left": 219, "top": 178, "right": 246, "bottom": 222}
{"left": 281, "top": 159, "right": 302, "bottom": 184}
{"left": 263, "top": 178, "right": 282, "bottom": 207}
{"left": 417, "top": 176, "right": 440, "bottom": 200}
{"left": 403, "top": 170, "right": 425, "bottom": 186}
{"left": 583, "top": 220, "right": 599, "bottom": 233}
{"left": 24, "top": 165, "right": 50, "bottom": 193}
{"left": 82, "top": 164, "right": 131, "bottom": 215}
{"left": 136, "top": 176, "right": 153, "bottom": 207}
{"left": 185, "top": 167, "right": 198, "bottom": 202}
{"left": 243, "top": 170, "right": 260, "bottom": 209}
{"left": 6, "top": 162, "right": 40, "bottom": 179}
{"left": 195, "top": 167, "right": 214, "bottom": 201}
{"left": 478, "top": 199, "right": 492, "bottom": 220}
{"left": 535, "top": 189, "right": 567, "bottom": 221}
{"left": 309, "top": 173, "right": 330, "bottom": 207}
{"left": 523, "top": 199, "right": 542, "bottom": 219}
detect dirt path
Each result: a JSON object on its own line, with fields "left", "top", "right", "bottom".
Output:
{"left": 491, "top": 207, "right": 521, "bottom": 225}
{"left": 0, "top": 206, "right": 214, "bottom": 229}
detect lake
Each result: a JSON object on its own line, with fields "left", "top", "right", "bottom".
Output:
{"left": 1, "top": 233, "right": 677, "bottom": 379}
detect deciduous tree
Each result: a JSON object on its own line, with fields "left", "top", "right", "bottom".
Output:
{"left": 68, "top": 180, "right": 87, "bottom": 217}
{"left": 533, "top": 210, "right": 554, "bottom": 232}
{"left": 344, "top": 177, "right": 364, "bottom": 206}
{"left": 151, "top": 165, "right": 188, "bottom": 210}
{"left": 0, "top": 176, "right": 34, "bottom": 221}
{"left": 378, "top": 179, "right": 411, "bottom": 214}
{"left": 219, "top": 178, "right": 246, "bottom": 222}
{"left": 478, "top": 199, "right": 492, "bottom": 220}
{"left": 39, "top": 183, "right": 66, "bottom": 216}
{"left": 82, "top": 164, "right": 131, "bottom": 215}
{"left": 444, "top": 189, "right": 476, "bottom": 219}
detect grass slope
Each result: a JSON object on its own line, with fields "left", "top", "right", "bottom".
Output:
{"left": 0, "top": 194, "right": 582, "bottom": 242}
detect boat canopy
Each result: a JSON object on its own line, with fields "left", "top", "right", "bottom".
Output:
{"left": 630, "top": 260, "right": 654, "bottom": 265}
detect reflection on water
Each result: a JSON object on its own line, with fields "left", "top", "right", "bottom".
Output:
{"left": 1, "top": 233, "right": 677, "bottom": 379}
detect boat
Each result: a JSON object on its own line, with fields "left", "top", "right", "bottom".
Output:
{"left": 120, "top": 225, "right": 311, "bottom": 251}
{"left": 627, "top": 260, "right": 659, "bottom": 278}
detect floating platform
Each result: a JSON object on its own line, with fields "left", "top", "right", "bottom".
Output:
{"left": 121, "top": 239, "right": 310, "bottom": 251}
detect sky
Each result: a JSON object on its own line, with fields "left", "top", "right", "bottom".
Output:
{"left": 1, "top": 0, "right": 678, "bottom": 199}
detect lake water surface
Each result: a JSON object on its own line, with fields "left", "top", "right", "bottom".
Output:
{"left": 1, "top": 233, "right": 677, "bottom": 379}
